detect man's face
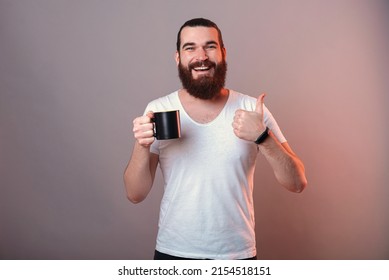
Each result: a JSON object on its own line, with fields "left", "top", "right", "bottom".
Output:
{"left": 176, "top": 26, "right": 227, "bottom": 100}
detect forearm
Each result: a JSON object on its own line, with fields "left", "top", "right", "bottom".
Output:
{"left": 124, "top": 142, "right": 158, "bottom": 203}
{"left": 258, "top": 132, "right": 307, "bottom": 193}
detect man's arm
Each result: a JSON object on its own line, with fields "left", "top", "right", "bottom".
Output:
{"left": 258, "top": 135, "right": 307, "bottom": 192}
{"left": 123, "top": 112, "right": 159, "bottom": 203}
{"left": 232, "top": 93, "right": 307, "bottom": 193}
{"left": 124, "top": 144, "right": 159, "bottom": 203}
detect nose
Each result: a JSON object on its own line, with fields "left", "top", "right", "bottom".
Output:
{"left": 195, "top": 47, "right": 208, "bottom": 61}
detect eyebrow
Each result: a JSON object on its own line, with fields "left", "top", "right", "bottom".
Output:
{"left": 181, "top": 40, "right": 219, "bottom": 50}
{"left": 205, "top": 40, "right": 219, "bottom": 46}
{"left": 182, "top": 42, "right": 195, "bottom": 49}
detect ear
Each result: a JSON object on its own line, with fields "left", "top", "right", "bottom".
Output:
{"left": 175, "top": 51, "right": 180, "bottom": 66}
{"left": 222, "top": 47, "right": 227, "bottom": 60}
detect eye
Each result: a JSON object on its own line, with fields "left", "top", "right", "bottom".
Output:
{"left": 206, "top": 45, "right": 217, "bottom": 50}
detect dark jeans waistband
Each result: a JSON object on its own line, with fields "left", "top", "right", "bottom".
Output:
{"left": 154, "top": 250, "right": 257, "bottom": 260}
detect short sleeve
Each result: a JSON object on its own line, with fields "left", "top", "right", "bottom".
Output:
{"left": 263, "top": 105, "right": 287, "bottom": 143}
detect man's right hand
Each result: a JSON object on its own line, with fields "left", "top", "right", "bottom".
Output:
{"left": 133, "top": 111, "right": 155, "bottom": 147}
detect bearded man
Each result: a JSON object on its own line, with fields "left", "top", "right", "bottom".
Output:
{"left": 124, "top": 18, "right": 307, "bottom": 260}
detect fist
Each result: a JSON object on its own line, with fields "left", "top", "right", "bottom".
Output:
{"left": 232, "top": 93, "right": 267, "bottom": 141}
{"left": 133, "top": 111, "right": 155, "bottom": 147}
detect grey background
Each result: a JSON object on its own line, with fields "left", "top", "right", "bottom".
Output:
{"left": 1, "top": 0, "right": 388, "bottom": 259}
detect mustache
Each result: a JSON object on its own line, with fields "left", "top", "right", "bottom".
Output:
{"left": 188, "top": 60, "right": 216, "bottom": 69}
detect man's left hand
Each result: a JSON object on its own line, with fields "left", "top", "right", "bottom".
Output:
{"left": 232, "top": 93, "right": 267, "bottom": 141}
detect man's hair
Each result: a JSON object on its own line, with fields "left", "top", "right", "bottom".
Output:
{"left": 176, "top": 18, "right": 224, "bottom": 52}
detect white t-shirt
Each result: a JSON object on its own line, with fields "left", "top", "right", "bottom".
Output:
{"left": 145, "top": 90, "right": 286, "bottom": 259}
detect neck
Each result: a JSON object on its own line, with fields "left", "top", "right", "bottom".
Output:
{"left": 178, "top": 88, "right": 230, "bottom": 124}
{"left": 180, "top": 88, "right": 229, "bottom": 103}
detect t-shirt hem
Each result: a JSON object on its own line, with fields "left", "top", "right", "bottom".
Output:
{"left": 155, "top": 245, "right": 257, "bottom": 260}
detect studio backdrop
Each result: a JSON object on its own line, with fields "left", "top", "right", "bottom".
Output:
{"left": 1, "top": 0, "right": 388, "bottom": 259}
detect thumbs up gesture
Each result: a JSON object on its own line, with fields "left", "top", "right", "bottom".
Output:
{"left": 232, "top": 93, "right": 267, "bottom": 141}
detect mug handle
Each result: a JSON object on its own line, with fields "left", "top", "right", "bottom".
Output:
{"left": 150, "top": 117, "right": 156, "bottom": 138}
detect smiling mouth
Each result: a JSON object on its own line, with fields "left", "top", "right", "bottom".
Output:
{"left": 193, "top": 66, "right": 211, "bottom": 71}
{"left": 190, "top": 61, "right": 215, "bottom": 72}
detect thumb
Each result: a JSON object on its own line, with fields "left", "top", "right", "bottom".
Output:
{"left": 255, "top": 93, "right": 266, "bottom": 113}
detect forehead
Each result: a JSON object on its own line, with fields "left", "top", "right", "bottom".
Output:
{"left": 180, "top": 26, "right": 220, "bottom": 47}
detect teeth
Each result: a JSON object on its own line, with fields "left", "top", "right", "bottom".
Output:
{"left": 194, "top": 66, "right": 210, "bottom": 71}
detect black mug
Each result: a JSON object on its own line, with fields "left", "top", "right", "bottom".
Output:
{"left": 152, "top": 110, "right": 181, "bottom": 140}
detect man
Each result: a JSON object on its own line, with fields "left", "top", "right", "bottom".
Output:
{"left": 124, "top": 18, "right": 307, "bottom": 260}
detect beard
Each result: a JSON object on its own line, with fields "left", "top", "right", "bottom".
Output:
{"left": 178, "top": 58, "right": 227, "bottom": 100}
